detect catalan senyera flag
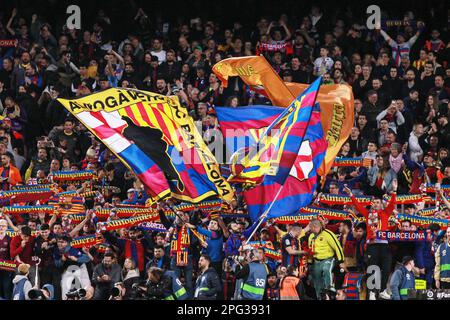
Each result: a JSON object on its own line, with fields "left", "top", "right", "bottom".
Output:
{"left": 225, "top": 77, "right": 322, "bottom": 187}
{"left": 58, "top": 88, "right": 234, "bottom": 204}
{"left": 213, "top": 55, "right": 354, "bottom": 178}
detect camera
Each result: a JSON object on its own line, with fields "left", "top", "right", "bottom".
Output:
{"left": 320, "top": 289, "right": 337, "bottom": 300}
{"left": 66, "top": 288, "right": 87, "bottom": 300}
{"left": 111, "top": 285, "right": 122, "bottom": 298}
{"left": 28, "top": 289, "right": 47, "bottom": 300}
{"left": 130, "top": 281, "right": 147, "bottom": 300}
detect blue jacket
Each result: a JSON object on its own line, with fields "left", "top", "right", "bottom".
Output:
{"left": 390, "top": 265, "right": 415, "bottom": 300}
{"left": 54, "top": 245, "right": 91, "bottom": 268}
{"left": 197, "top": 227, "right": 224, "bottom": 263}
{"left": 414, "top": 240, "right": 435, "bottom": 269}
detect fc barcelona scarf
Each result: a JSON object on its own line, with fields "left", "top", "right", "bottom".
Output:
{"left": 71, "top": 234, "right": 103, "bottom": 248}
{"left": 2, "top": 205, "right": 55, "bottom": 215}
{"left": 375, "top": 230, "right": 433, "bottom": 242}
{"left": 274, "top": 213, "right": 317, "bottom": 224}
{"left": 52, "top": 170, "right": 95, "bottom": 182}
{"left": 301, "top": 206, "right": 350, "bottom": 220}
{"left": 425, "top": 184, "right": 450, "bottom": 193}
{"left": 383, "top": 194, "right": 433, "bottom": 204}
{"left": 12, "top": 184, "right": 55, "bottom": 190}
{"left": 319, "top": 194, "right": 372, "bottom": 205}
{"left": 173, "top": 200, "right": 222, "bottom": 212}
{"left": 94, "top": 207, "right": 157, "bottom": 220}
{"left": 333, "top": 157, "right": 373, "bottom": 167}
{"left": 0, "top": 260, "right": 19, "bottom": 271}
{"left": 0, "top": 188, "right": 54, "bottom": 203}
{"left": 96, "top": 213, "right": 159, "bottom": 231}
{"left": 396, "top": 214, "right": 449, "bottom": 229}
{"left": 139, "top": 221, "right": 167, "bottom": 232}
{"left": 170, "top": 225, "right": 190, "bottom": 265}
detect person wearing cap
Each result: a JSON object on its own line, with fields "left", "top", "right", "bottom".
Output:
{"left": 389, "top": 256, "right": 416, "bottom": 300}
{"left": 54, "top": 235, "right": 91, "bottom": 300}
{"left": 434, "top": 227, "right": 450, "bottom": 289}
{"left": 12, "top": 263, "right": 32, "bottom": 300}
{"left": 308, "top": 218, "right": 345, "bottom": 299}
{"left": 122, "top": 188, "right": 137, "bottom": 204}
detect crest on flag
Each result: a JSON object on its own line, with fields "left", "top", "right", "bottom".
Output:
{"left": 290, "top": 140, "right": 313, "bottom": 181}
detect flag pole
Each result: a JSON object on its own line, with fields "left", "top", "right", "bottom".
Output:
{"left": 243, "top": 184, "right": 285, "bottom": 245}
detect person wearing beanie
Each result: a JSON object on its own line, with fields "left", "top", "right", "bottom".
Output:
{"left": 12, "top": 263, "right": 32, "bottom": 300}
{"left": 389, "top": 256, "right": 416, "bottom": 300}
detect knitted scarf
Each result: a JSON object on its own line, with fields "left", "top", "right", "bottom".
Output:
{"left": 170, "top": 225, "right": 190, "bottom": 265}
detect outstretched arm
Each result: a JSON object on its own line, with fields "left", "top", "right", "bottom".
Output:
{"left": 343, "top": 184, "right": 369, "bottom": 218}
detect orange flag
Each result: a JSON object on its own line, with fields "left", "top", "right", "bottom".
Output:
{"left": 212, "top": 56, "right": 294, "bottom": 108}
{"left": 213, "top": 55, "right": 354, "bottom": 178}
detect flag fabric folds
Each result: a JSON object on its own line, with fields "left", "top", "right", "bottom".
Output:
{"left": 58, "top": 88, "right": 234, "bottom": 204}
{"left": 225, "top": 77, "right": 322, "bottom": 187}
{"left": 212, "top": 55, "right": 354, "bottom": 178}
{"left": 216, "top": 91, "right": 327, "bottom": 221}
{"left": 243, "top": 103, "right": 327, "bottom": 221}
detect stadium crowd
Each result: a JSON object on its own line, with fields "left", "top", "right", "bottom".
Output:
{"left": 0, "top": 1, "right": 449, "bottom": 300}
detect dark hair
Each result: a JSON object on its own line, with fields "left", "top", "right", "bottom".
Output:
{"left": 200, "top": 254, "right": 211, "bottom": 263}
{"left": 20, "top": 226, "right": 32, "bottom": 236}
{"left": 104, "top": 252, "right": 115, "bottom": 259}
{"left": 355, "top": 222, "right": 367, "bottom": 231}
{"left": 286, "top": 265, "right": 297, "bottom": 276}
{"left": 148, "top": 267, "right": 164, "bottom": 280}
{"left": 341, "top": 220, "right": 352, "bottom": 230}
{"left": 153, "top": 244, "right": 164, "bottom": 251}
{"left": 156, "top": 232, "right": 166, "bottom": 238}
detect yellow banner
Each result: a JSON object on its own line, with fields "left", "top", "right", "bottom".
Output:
{"left": 58, "top": 88, "right": 234, "bottom": 203}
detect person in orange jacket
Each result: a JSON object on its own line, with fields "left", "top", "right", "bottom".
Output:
{"left": 0, "top": 153, "right": 22, "bottom": 190}
{"left": 279, "top": 265, "right": 306, "bottom": 300}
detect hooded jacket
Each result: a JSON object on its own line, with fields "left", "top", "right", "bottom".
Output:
{"left": 12, "top": 274, "right": 32, "bottom": 300}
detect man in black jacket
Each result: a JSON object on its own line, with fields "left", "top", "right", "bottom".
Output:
{"left": 194, "top": 254, "right": 222, "bottom": 300}
{"left": 92, "top": 252, "right": 122, "bottom": 300}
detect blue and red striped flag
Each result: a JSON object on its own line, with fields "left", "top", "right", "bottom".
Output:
{"left": 216, "top": 78, "right": 327, "bottom": 221}
{"left": 224, "top": 77, "right": 322, "bottom": 187}
{"left": 243, "top": 103, "right": 327, "bottom": 221}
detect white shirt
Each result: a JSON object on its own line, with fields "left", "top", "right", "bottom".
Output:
{"left": 313, "top": 57, "right": 334, "bottom": 75}
{"left": 151, "top": 50, "right": 167, "bottom": 65}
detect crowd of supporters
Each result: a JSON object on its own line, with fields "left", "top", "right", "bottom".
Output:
{"left": 0, "top": 1, "right": 449, "bottom": 300}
